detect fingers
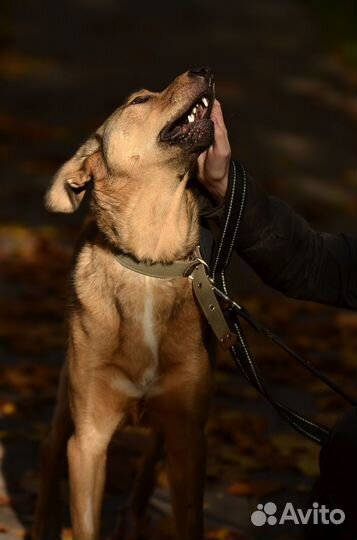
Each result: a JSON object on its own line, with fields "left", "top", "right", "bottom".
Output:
{"left": 196, "top": 99, "right": 231, "bottom": 188}
{"left": 210, "top": 100, "right": 227, "bottom": 133}
{"left": 196, "top": 150, "right": 208, "bottom": 182}
{"left": 213, "top": 133, "right": 230, "bottom": 161}
{"left": 213, "top": 122, "right": 229, "bottom": 152}
{"left": 197, "top": 150, "right": 207, "bottom": 168}
{"left": 209, "top": 100, "right": 230, "bottom": 156}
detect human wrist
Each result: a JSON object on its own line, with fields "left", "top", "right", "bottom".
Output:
{"left": 204, "top": 172, "right": 228, "bottom": 202}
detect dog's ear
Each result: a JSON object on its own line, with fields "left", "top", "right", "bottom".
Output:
{"left": 45, "top": 134, "right": 102, "bottom": 213}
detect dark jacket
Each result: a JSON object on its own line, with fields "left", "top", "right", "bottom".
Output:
{"left": 198, "top": 162, "right": 357, "bottom": 311}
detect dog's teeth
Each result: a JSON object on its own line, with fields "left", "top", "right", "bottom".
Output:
{"left": 193, "top": 107, "right": 197, "bottom": 114}
{"left": 202, "top": 97, "right": 209, "bottom": 107}
{"left": 188, "top": 114, "right": 194, "bottom": 123}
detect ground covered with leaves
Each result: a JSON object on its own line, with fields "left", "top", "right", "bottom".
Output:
{"left": 0, "top": 0, "right": 356, "bottom": 539}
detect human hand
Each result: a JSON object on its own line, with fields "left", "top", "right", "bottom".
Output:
{"left": 197, "top": 99, "right": 231, "bottom": 201}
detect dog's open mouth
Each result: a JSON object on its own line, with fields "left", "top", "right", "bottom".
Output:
{"left": 160, "top": 88, "right": 214, "bottom": 152}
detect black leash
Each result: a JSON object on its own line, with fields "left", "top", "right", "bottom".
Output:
{"left": 210, "top": 161, "right": 355, "bottom": 446}
{"left": 212, "top": 283, "right": 356, "bottom": 406}
{"left": 230, "top": 302, "right": 356, "bottom": 406}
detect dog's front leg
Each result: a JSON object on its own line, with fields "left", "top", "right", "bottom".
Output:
{"left": 154, "top": 348, "right": 212, "bottom": 540}
{"left": 165, "top": 421, "right": 206, "bottom": 540}
{"left": 113, "top": 429, "right": 165, "bottom": 540}
{"left": 67, "top": 393, "right": 124, "bottom": 540}
{"left": 66, "top": 345, "right": 127, "bottom": 540}
{"left": 67, "top": 410, "right": 124, "bottom": 540}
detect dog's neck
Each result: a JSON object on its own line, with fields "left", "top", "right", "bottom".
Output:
{"left": 93, "top": 170, "right": 200, "bottom": 263}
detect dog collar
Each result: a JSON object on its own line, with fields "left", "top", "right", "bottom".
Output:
{"left": 113, "top": 249, "right": 200, "bottom": 280}
{"left": 114, "top": 247, "right": 236, "bottom": 350}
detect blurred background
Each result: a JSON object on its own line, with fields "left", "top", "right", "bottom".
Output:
{"left": 0, "top": 1, "right": 356, "bottom": 539}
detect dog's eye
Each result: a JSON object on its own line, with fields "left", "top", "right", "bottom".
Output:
{"left": 130, "top": 95, "right": 150, "bottom": 105}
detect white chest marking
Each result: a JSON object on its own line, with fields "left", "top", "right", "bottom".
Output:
{"left": 140, "top": 277, "right": 159, "bottom": 384}
{"left": 111, "top": 277, "right": 162, "bottom": 399}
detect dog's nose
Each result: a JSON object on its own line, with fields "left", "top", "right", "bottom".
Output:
{"left": 188, "top": 66, "right": 211, "bottom": 79}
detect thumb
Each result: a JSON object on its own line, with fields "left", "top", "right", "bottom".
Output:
{"left": 196, "top": 150, "right": 208, "bottom": 183}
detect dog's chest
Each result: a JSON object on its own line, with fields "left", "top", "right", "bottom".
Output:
{"left": 114, "top": 272, "right": 198, "bottom": 395}
{"left": 120, "top": 274, "right": 188, "bottom": 346}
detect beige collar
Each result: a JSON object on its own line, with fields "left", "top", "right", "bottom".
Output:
{"left": 113, "top": 249, "right": 201, "bottom": 280}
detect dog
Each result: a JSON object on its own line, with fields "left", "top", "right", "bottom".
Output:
{"left": 32, "top": 67, "right": 216, "bottom": 540}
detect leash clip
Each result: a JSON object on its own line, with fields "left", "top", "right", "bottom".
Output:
{"left": 184, "top": 256, "right": 210, "bottom": 280}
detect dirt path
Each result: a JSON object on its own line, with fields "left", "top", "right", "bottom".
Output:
{"left": 0, "top": 0, "right": 356, "bottom": 539}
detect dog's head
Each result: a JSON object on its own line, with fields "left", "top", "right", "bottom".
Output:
{"left": 46, "top": 67, "right": 214, "bottom": 213}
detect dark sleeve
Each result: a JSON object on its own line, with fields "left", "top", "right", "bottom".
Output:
{"left": 195, "top": 183, "right": 226, "bottom": 219}
{"left": 223, "top": 163, "right": 357, "bottom": 310}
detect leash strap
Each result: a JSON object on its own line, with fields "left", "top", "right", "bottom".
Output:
{"left": 210, "top": 161, "right": 332, "bottom": 446}
{"left": 210, "top": 283, "right": 355, "bottom": 405}
{"left": 229, "top": 302, "right": 356, "bottom": 406}
{"left": 190, "top": 263, "right": 236, "bottom": 349}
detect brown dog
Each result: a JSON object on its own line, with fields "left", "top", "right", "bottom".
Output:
{"left": 32, "top": 68, "right": 216, "bottom": 540}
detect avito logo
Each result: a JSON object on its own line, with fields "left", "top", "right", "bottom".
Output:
{"left": 251, "top": 501, "right": 345, "bottom": 527}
